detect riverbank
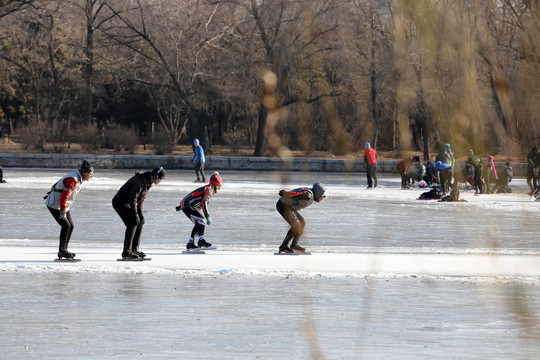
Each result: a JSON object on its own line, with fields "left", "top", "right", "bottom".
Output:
{"left": 0, "top": 152, "right": 529, "bottom": 176}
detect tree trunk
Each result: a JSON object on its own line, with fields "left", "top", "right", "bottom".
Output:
{"left": 83, "top": 18, "right": 94, "bottom": 125}
{"left": 253, "top": 100, "right": 266, "bottom": 157}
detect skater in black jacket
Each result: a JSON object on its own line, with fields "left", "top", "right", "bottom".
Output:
{"left": 113, "top": 167, "right": 165, "bottom": 260}
{"left": 177, "top": 172, "right": 223, "bottom": 250}
{"left": 276, "top": 183, "right": 327, "bottom": 253}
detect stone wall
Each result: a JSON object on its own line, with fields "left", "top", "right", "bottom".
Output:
{"left": 0, "top": 153, "right": 528, "bottom": 176}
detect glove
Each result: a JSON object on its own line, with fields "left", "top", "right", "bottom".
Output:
{"left": 139, "top": 215, "right": 145, "bottom": 225}
{"left": 175, "top": 206, "right": 181, "bottom": 211}
{"left": 59, "top": 211, "right": 67, "bottom": 220}
{"left": 206, "top": 217, "right": 212, "bottom": 225}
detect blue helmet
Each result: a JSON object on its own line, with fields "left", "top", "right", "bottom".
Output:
{"left": 194, "top": 139, "right": 200, "bottom": 145}
{"left": 365, "top": 142, "right": 370, "bottom": 148}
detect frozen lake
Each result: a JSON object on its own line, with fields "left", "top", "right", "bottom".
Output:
{"left": 0, "top": 168, "right": 539, "bottom": 359}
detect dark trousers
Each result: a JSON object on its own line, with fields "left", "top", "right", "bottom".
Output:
{"left": 47, "top": 206, "right": 74, "bottom": 252}
{"left": 195, "top": 162, "right": 205, "bottom": 181}
{"left": 473, "top": 166, "right": 484, "bottom": 194}
{"left": 367, "top": 163, "right": 377, "bottom": 188}
{"left": 182, "top": 206, "right": 206, "bottom": 240}
{"left": 276, "top": 200, "right": 305, "bottom": 247}
{"left": 112, "top": 198, "right": 143, "bottom": 254}
{"left": 440, "top": 168, "right": 454, "bottom": 195}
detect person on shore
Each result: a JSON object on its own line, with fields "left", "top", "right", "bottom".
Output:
{"left": 434, "top": 161, "right": 454, "bottom": 195}
{"left": 467, "top": 150, "right": 484, "bottom": 195}
{"left": 276, "top": 182, "right": 327, "bottom": 253}
{"left": 113, "top": 167, "right": 165, "bottom": 260}
{"left": 0, "top": 165, "right": 6, "bottom": 183}
{"left": 423, "top": 161, "right": 436, "bottom": 186}
{"left": 482, "top": 155, "right": 498, "bottom": 194}
{"left": 526, "top": 146, "right": 540, "bottom": 194}
{"left": 193, "top": 138, "right": 206, "bottom": 183}
{"left": 397, "top": 156, "right": 420, "bottom": 189}
{"left": 44, "top": 159, "right": 94, "bottom": 259}
{"left": 176, "top": 172, "right": 222, "bottom": 250}
{"left": 436, "top": 143, "right": 455, "bottom": 167}
{"left": 363, "top": 142, "right": 377, "bottom": 189}
{"left": 491, "top": 162, "right": 513, "bottom": 194}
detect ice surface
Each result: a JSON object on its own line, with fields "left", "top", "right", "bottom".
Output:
{"left": 0, "top": 168, "right": 539, "bottom": 359}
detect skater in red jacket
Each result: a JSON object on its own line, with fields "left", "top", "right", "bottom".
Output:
{"left": 277, "top": 183, "right": 327, "bottom": 253}
{"left": 363, "top": 142, "right": 377, "bottom": 188}
{"left": 44, "top": 159, "right": 94, "bottom": 260}
{"left": 177, "top": 172, "right": 223, "bottom": 250}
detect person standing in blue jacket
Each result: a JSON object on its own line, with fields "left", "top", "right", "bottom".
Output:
{"left": 193, "top": 138, "right": 206, "bottom": 183}
{"left": 435, "top": 161, "right": 454, "bottom": 195}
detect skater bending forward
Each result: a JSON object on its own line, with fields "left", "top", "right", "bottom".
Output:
{"left": 44, "top": 159, "right": 94, "bottom": 259}
{"left": 277, "top": 183, "right": 326, "bottom": 253}
{"left": 177, "top": 172, "right": 223, "bottom": 250}
{"left": 113, "top": 167, "right": 165, "bottom": 260}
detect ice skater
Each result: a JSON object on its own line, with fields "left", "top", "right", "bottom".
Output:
{"left": 176, "top": 171, "right": 222, "bottom": 250}
{"left": 0, "top": 165, "right": 6, "bottom": 183}
{"left": 113, "top": 167, "right": 165, "bottom": 260}
{"left": 363, "top": 142, "right": 377, "bottom": 188}
{"left": 44, "top": 159, "right": 94, "bottom": 259}
{"left": 193, "top": 138, "right": 206, "bottom": 183}
{"left": 276, "top": 182, "right": 327, "bottom": 253}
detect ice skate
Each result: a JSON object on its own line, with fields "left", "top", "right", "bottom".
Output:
{"left": 55, "top": 250, "right": 80, "bottom": 261}
{"left": 291, "top": 244, "right": 306, "bottom": 253}
{"left": 134, "top": 250, "right": 146, "bottom": 258}
{"left": 186, "top": 242, "right": 198, "bottom": 250}
{"left": 278, "top": 245, "right": 294, "bottom": 254}
{"left": 118, "top": 251, "right": 141, "bottom": 261}
{"left": 197, "top": 239, "right": 212, "bottom": 248}
{"left": 57, "top": 250, "right": 75, "bottom": 259}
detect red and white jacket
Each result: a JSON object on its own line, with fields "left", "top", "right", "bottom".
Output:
{"left": 45, "top": 170, "right": 84, "bottom": 211}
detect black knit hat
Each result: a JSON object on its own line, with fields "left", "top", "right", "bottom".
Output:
{"left": 79, "top": 159, "right": 94, "bottom": 174}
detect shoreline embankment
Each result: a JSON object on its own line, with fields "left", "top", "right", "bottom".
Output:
{"left": 0, "top": 153, "right": 528, "bottom": 176}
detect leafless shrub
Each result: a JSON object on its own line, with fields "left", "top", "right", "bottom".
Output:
{"left": 74, "top": 123, "right": 101, "bottom": 152}
{"left": 151, "top": 126, "right": 174, "bottom": 155}
{"left": 107, "top": 124, "right": 139, "bottom": 153}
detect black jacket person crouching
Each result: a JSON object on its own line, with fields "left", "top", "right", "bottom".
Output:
{"left": 276, "top": 182, "right": 326, "bottom": 254}
{"left": 113, "top": 167, "right": 165, "bottom": 259}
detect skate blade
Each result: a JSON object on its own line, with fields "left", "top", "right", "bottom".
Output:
{"left": 274, "top": 252, "right": 299, "bottom": 255}
{"left": 117, "top": 258, "right": 144, "bottom": 262}
{"left": 54, "top": 258, "right": 82, "bottom": 262}
{"left": 182, "top": 250, "right": 205, "bottom": 254}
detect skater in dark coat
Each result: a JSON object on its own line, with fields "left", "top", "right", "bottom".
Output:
{"left": 467, "top": 150, "right": 484, "bottom": 194}
{"left": 177, "top": 172, "right": 223, "bottom": 250}
{"left": 113, "top": 167, "right": 165, "bottom": 259}
{"left": 44, "top": 159, "right": 94, "bottom": 259}
{"left": 276, "top": 182, "right": 327, "bottom": 253}
{"left": 526, "top": 147, "right": 540, "bottom": 194}
{"left": 0, "top": 165, "right": 6, "bottom": 183}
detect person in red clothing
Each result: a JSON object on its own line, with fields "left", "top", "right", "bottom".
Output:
{"left": 363, "top": 142, "right": 377, "bottom": 188}
{"left": 44, "top": 159, "right": 94, "bottom": 259}
{"left": 177, "top": 172, "right": 223, "bottom": 250}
